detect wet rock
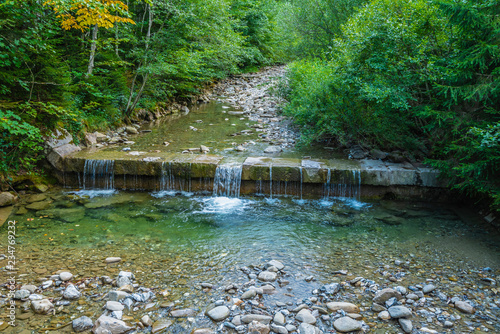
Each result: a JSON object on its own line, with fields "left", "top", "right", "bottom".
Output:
{"left": 106, "top": 257, "right": 121, "bottom": 264}
{"left": 267, "top": 260, "right": 285, "bottom": 270}
{"left": 274, "top": 312, "right": 286, "bottom": 326}
{"left": 0, "top": 192, "right": 16, "bottom": 207}
{"left": 455, "top": 301, "right": 474, "bottom": 314}
{"left": 378, "top": 311, "right": 390, "bottom": 320}
{"left": 26, "top": 200, "right": 51, "bottom": 211}
{"left": 326, "top": 302, "right": 359, "bottom": 313}
{"left": 241, "top": 314, "right": 272, "bottom": 324}
{"left": 443, "top": 321, "right": 453, "bottom": 328}
{"left": 248, "top": 320, "right": 270, "bottom": 334}
{"left": 73, "top": 316, "right": 93, "bottom": 332}
{"left": 298, "top": 323, "right": 319, "bottom": 334}
{"left": 63, "top": 284, "right": 81, "bottom": 300}
{"left": 116, "top": 276, "right": 132, "bottom": 288}
{"left": 261, "top": 284, "right": 276, "bottom": 294}
{"left": 296, "top": 309, "right": 316, "bottom": 324}
{"left": 207, "top": 306, "right": 230, "bottom": 321}
{"left": 125, "top": 126, "right": 138, "bottom": 134}
{"left": 423, "top": 284, "right": 436, "bottom": 294}
{"left": 193, "top": 329, "right": 215, "bottom": 334}
{"left": 59, "top": 271, "right": 73, "bottom": 281}
{"left": 21, "top": 285, "right": 37, "bottom": 293}
{"left": 242, "top": 289, "right": 257, "bottom": 299}
{"left": 373, "top": 288, "right": 402, "bottom": 304}
{"left": 106, "top": 301, "right": 124, "bottom": 311}
{"left": 27, "top": 194, "right": 47, "bottom": 203}
{"left": 321, "top": 283, "right": 340, "bottom": 295}
{"left": 398, "top": 318, "right": 413, "bottom": 333}
{"left": 109, "top": 291, "right": 129, "bottom": 301}
{"left": 94, "top": 315, "right": 133, "bottom": 334}
{"left": 333, "top": 316, "right": 362, "bottom": 332}
{"left": 31, "top": 299, "right": 54, "bottom": 314}
{"left": 235, "top": 145, "right": 246, "bottom": 152}
{"left": 388, "top": 306, "right": 412, "bottom": 318}
{"left": 258, "top": 271, "right": 277, "bottom": 282}
{"left": 141, "top": 315, "right": 152, "bottom": 327}
{"left": 264, "top": 146, "right": 282, "bottom": 154}
{"left": 14, "top": 289, "right": 30, "bottom": 299}
{"left": 170, "top": 308, "right": 197, "bottom": 317}
{"left": 200, "top": 145, "right": 210, "bottom": 153}
{"left": 270, "top": 324, "right": 288, "bottom": 334}
{"left": 372, "top": 303, "right": 386, "bottom": 312}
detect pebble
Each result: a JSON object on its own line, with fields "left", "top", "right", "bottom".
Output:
{"left": 171, "top": 308, "right": 197, "bottom": 317}
{"left": 105, "top": 257, "right": 122, "bottom": 263}
{"left": 295, "top": 309, "right": 316, "bottom": 324}
{"left": 206, "top": 306, "right": 230, "bottom": 321}
{"left": 141, "top": 315, "right": 152, "bottom": 326}
{"left": 455, "top": 301, "right": 474, "bottom": 314}
{"left": 274, "top": 312, "right": 286, "bottom": 326}
{"left": 72, "top": 316, "right": 93, "bottom": 332}
{"left": 326, "top": 302, "right": 359, "bottom": 313}
{"left": 63, "top": 284, "right": 81, "bottom": 299}
{"left": 258, "top": 271, "right": 277, "bottom": 282}
{"left": 95, "top": 315, "right": 133, "bottom": 333}
{"left": 373, "top": 288, "right": 402, "bottom": 304}
{"left": 31, "top": 299, "right": 54, "bottom": 314}
{"left": 241, "top": 314, "right": 272, "bottom": 324}
{"left": 378, "top": 311, "right": 390, "bottom": 320}
{"left": 423, "top": 284, "right": 436, "bottom": 294}
{"left": 106, "top": 301, "right": 124, "bottom": 311}
{"left": 152, "top": 319, "right": 173, "bottom": 333}
{"left": 333, "top": 316, "right": 362, "bottom": 332}
{"left": 298, "top": 323, "right": 319, "bottom": 334}
{"left": 388, "top": 306, "right": 412, "bottom": 318}
{"left": 248, "top": 320, "right": 270, "bottom": 334}
{"left": 398, "top": 318, "right": 413, "bottom": 333}
{"left": 241, "top": 289, "right": 257, "bottom": 299}
{"left": 14, "top": 289, "right": 30, "bottom": 300}
{"left": 59, "top": 271, "right": 73, "bottom": 281}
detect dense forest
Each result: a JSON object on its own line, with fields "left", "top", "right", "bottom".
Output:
{"left": 0, "top": 0, "right": 498, "bottom": 210}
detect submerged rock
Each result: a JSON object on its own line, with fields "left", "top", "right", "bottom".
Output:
{"left": 333, "top": 316, "right": 362, "bottom": 332}
{"left": 73, "top": 316, "right": 93, "bottom": 332}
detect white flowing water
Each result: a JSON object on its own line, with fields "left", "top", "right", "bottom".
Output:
{"left": 83, "top": 159, "right": 115, "bottom": 190}
{"left": 213, "top": 164, "right": 243, "bottom": 197}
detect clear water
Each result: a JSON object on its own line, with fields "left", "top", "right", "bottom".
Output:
{"left": 3, "top": 190, "right": 500, "bottom": 333}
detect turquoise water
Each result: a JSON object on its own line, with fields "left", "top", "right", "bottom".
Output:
{"left": 3, "top": 190, "right": 499, "bottom": 333}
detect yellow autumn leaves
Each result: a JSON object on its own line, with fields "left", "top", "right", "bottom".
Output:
{"left": 43, "top": 0, "right": 136, "bottom": 31}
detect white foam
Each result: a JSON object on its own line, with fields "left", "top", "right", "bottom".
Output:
{"left": 195, "top": 197, "right": 254, "bottom": 214}
{"left": 70, "top": 189, "right": 117, "bottom": 198}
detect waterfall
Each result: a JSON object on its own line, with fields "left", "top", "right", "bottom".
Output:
{"left": 213, "top": 164, "right": 243, "bottom": 197}
{"left": 269, "top": 164, "right": 273, "bottom": 199}
{"left": 299, "top": 167, "right": 303, "bottom": 200}
{"left": 83, "top": 159, "right": 115, "bottom": 190}
{"left": 323, "top": 168, "right": 361, "bottom": 200}
{"left": 160, "top": 162, "right": 191, "bottom": 193}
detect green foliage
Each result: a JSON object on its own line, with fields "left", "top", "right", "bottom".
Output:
{"left": 284, "top": 0, "right": 500, "bottom": 210}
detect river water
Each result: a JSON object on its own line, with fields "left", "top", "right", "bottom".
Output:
{"left": 2, "top": 189, "right": 499, "bottom": 333}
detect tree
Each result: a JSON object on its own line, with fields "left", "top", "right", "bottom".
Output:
{"left": 43, "top": 0, "right": 136, "bottom": 76}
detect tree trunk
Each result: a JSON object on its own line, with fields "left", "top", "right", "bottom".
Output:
{"left": 125, "top": 4, "right": 153, "bottom": 116}
{"left": 86, "top": 24, "right": 98, "bottom": 77}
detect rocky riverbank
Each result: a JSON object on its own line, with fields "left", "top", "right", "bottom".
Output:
{"left": 2, "top": 255, "right": 499, "bottom": 333}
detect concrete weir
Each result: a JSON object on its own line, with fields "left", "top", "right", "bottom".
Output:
{"left": 56, "top": 149, "right": 446, "bottom": 200}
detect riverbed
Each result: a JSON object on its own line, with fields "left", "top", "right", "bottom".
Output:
{"left": 1, "top": 190, "right": 499, "bottom": 333}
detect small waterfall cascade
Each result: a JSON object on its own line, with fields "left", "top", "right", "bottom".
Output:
{"left": 323, "top": 169, "right": 361, "bottom": 200}
{"left": 269, "top": 164, "right": 273, "bottom": 199}
{"left": 299, "top": 167, "right": 303, "bottom": 200}
{"left": 213, "top": 164, "right": 243, "bottom": 197}
{"left": 160, "top": 162, "right": 191, "bottom": 193}
{"left": 83, "top": 159, "right": 115, "bottom": 190}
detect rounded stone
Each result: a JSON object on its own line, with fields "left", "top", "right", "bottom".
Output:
{"left": 106, "top": 301, "right": 124, "bottom": 311}
{"left": 388, "top": 306, "right": 412, "bottom": 319}
{"left": 258, "top": 271, "right": 277, "bottom": 282}
{"left": 63, "top": 284, "right": 81, "bottom": 300}
{"left": 59, "top": 272, "right": 73, "bottom": 281}
{"left": 455, "top": 301, "right": 474, "bottom": 314}
{"left": 378, "top": 311, "right": 390, "bottom": 320}
{"left": 72, "top": 316, "right": 93, "bottom": 332}
{"left": 333, "top": 316, "right": 362, "bottom": 332}
{"left": 207, "top": 306, "right": 230, "bottom": 322}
